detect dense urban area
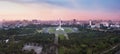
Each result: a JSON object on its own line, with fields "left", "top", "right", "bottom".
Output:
{"left": 0, "top": 19, "right": 120, "bottom": 54}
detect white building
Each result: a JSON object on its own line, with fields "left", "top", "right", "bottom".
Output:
{"left": 110, "top": 24, "right": 120, "bottom": 28}
{"left": 90, "top": 23, "right": 101, "bottom": 28}
{"left": 89, "top": 20, "right": 92, "bottom": 26}
{"left": 100, "top": 22, "right": 109, "bottom": 27}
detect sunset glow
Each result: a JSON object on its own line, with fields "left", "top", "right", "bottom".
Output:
{"left": 0, "top": 0, "right": 120, "bottom": 21}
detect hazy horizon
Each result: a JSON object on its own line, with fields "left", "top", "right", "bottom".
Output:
{"left": 0, "top": 0, "right": 120, "bottom": 21}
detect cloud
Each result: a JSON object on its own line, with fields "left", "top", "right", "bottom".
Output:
{"left": 1, "top": 0, "right": 120, "bottom": 12}
{"left": 1, "top": 0, "right": 76, "bottom": 9}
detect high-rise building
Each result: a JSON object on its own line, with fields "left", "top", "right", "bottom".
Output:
{"left": 0, "top": 20, "right": 3, "bottom": 28}
{"left": 73, "top": 19, "right": 77, "bottom": 24}
{"left": 89, "top": 20, "right": 92, "bottom": 26}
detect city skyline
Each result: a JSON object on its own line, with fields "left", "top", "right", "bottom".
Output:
{"left": 0, "top": 0, "right": 120, "bottom": 21}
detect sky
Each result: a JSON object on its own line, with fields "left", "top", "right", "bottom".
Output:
{"left": 0, "top": 0, "right": 120, "bottom": 21}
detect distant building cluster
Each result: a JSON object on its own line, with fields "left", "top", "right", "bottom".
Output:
{"left": 88, "top": 20, "right": 120, "bottom": 30}
{"left": 0, "top": 19, "right": 120, "bottom": 30}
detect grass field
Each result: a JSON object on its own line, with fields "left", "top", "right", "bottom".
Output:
{"left": 43, "top": 27, "right": 78, "bottom": 33}
{"left": 58, "top": 34, "right": 66, "bottom": 40}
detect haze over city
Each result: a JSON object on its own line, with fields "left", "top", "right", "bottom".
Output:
{"left": 0, "top": 0, "right": 120, "bottom": 21}
{"left": 1, "top": 0, "right": 120, "bottom": 54}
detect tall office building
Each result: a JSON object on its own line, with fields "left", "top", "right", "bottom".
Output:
{"left": 89, "top": 20, "right": 92, "bottom": 26}
{"left": 0, "top": 20, "right": 3, "bottom": 28}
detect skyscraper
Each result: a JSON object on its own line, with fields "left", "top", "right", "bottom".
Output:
{"left": 0, "top": 20, "right": 3, "bottom": 28}
{"left": 89, "top": 20, "right": 92, "bottom": 26}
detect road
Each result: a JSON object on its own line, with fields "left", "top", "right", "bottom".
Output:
{"left": 54, "top": 30, "right": 69, "bottom": 54}
{"left": 55, "top": 33, "right": 58, "bottom": 54}
{"left": 101, "top": 44, "right": 120, "bottom": 54}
